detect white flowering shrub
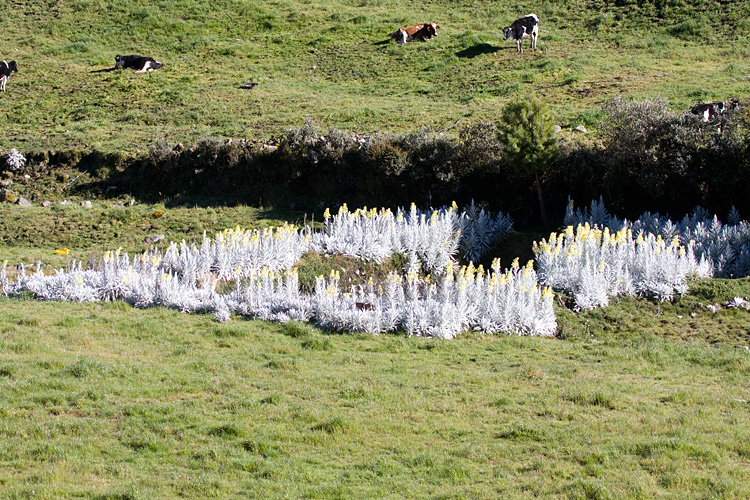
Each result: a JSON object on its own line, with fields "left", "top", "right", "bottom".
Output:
{"left": 566, "top": 199, "right": 750, "bottom": 279}
{"left": 0, "top": 202, "right": 557, "bottom": 337}
{"left": 534, "top": 223, "right": 711, "bottom": 309}
{"left": 156, "top": 223, "right": 309, "bottom": 283}
{"left": 4, "top": 149, "right": 26, "bottom": 171}
{"left": 1, "top": 250, "right": 554, "bottom": 338}
{"left": 311, "top": 202, "right": 514, "bottom": 273}
{"left": 309, "top": 259, "right": 555, "bottom": 338}
{"left": 311, "top": 203, "right": 461, "bottom": 274}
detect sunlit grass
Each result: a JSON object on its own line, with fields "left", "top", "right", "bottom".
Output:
{"left": 0, "top": 295, "right": 748, "bottom": 499}
{"left": 0, "top": 0, "right": 749, "bottom": 152}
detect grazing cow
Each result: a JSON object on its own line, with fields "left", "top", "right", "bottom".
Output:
{"left": 115, "top": 55, "right": 162, "bottom": 73}
{"left": 503, "top": 14, "right": 539, "bottom": 53}
{"left": 0, "top": 60, "right": 18, "bottom": 92}
{"left": 390, "top": 22, "right": 440, "bottom": 44}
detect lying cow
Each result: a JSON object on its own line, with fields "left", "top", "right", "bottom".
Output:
{"left": 115, "top": 55, "right": 162, "bottom": 73}
{"left": 0, "top": 60, "right": 18, "bottom": 92}
{"left": 503, "top": 14, "right": 539, "bottom": 53}
{"left": 390, "top": 22, "right": 440, "bottom": 44}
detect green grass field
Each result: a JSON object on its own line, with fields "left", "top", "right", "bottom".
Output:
{"left": 2, "top": 1, "right": 750, "bottom": 498}
{"left": 1, "top": 201, "right": 749, "bottom": 499}
{"left": 1, "top": 0, "right": 749, "bottom": 153}
{"left": 1, "top": 293, "right": 749, "bottom": 499}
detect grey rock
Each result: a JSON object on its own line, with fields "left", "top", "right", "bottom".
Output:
{"left": 80, "top": 200, "right": 92, "bottom": 208}
{"left": 17, "top": 197, "right": 32, "bottom": 207}
{"left": 575, "top": 125, "right": 587, "bottom": 133}
{"left": 143, "top": 234, "right": 165, "bottom": 245}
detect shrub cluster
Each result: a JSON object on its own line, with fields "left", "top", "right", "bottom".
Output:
{"left": 13, "top": 95, "right": 744, "bottom": 228}
{"left": 555, "top": 96, "right": 750, "bottom": 218}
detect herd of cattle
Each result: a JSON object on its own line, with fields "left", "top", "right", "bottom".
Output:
{"left": 0, "top": 13, "right": 742, "bottom": 127}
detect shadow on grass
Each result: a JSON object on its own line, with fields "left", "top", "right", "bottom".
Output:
{"left": 90, "top": 67, "right": 117, "bottom": 73}
{"left": 455, "top": 43, "right": 505, "bottom": 58}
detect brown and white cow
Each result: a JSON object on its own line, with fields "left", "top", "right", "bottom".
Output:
{"left": 502, "top": 14, "right": 539, "bottom": 53}
{"left": 390, "top": 23, "right": 440, "bottom": 44}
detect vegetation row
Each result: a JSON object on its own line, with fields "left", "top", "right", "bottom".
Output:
{"left": 4, "top": 97, "right": 750, "bottom": 227}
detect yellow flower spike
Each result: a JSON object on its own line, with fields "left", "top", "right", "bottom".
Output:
{"left": 511, "top": 257, "right": 519, "bottom": 269}
{"left": 451, "top": 200, "right": 458, "bottom": 210}
{"left": 55, "top": 248, "right": 69, "bottom": 255}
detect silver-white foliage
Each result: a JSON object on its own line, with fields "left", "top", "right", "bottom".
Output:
{"left": 312, "top": 202, "right": 514, "bottom": 273}
{"left": 310, "top": 261, "right": 555, "bottom": 338}
{"left": 458, "top": 200, "right": 514, "bottom": 263}
{"left": 566, "top": 199, "right": 750, "bottom": 278}
{"left": 156, "top": 224, "right": 308, "bottom": 282}
{"left": 1, "top": 256, "right": 555, "bottom": 338}
{"left": 534, "top": 224, "right": 711, "bottom": 309}
{"left": 4, "top": 149, "right": 26, "bottom": 171}
{"left": 311, "top": 203, "right": 461, "bottom": 274}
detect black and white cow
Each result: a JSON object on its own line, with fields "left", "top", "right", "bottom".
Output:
{"left": 0, "top": 60, "right": 18, "bottom": 92}
{"left": 115, "top": 55, "right": 162, "bottom": 73}
{"left": 690, "top": 99, "right": 740, "bottom": 123}
{"left": 503, "top": 14, "right": 539, "bottom": 53}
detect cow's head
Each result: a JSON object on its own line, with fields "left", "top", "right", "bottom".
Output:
{"left": 114, "top": 55, "right": 125, "bottom": 69}
{"left": 7, "top": 61, "right": 17, "bottom": 73}
{"left": 502, "top": 27, "right": 513, "bottom": 40}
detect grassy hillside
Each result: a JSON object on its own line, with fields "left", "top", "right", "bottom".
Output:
{"left": 1, "top": 292, "right": 749, "bottom": 499}
{"left": 0, "top": 0, "right": 749, "bottom": 153}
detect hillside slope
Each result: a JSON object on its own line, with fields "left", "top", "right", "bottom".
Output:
{"left": 0, "top": 0, "right": 748, "bottom": 153}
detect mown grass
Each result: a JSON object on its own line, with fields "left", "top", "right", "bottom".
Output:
{"left": 0, "top": 294, "right": 749, "bottom": 499}
{"left": 0, "top": 0, "right": 749, "bottom": 153}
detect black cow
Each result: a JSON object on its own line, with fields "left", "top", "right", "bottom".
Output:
{"left": 115, "top": 55, "right": 162, "bottom": 73}
{"left": 503, "top": 14, "right": 539, "bottom": 53}
{"left": 0, "top": 60, "right": 18, "bottom": 92}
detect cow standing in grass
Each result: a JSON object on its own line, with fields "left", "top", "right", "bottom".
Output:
{"left": 503, "top": 14, "right": 539, "bottom": 53}
{"left": 0, "top": 60, "right": 18, "bottom": 92}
